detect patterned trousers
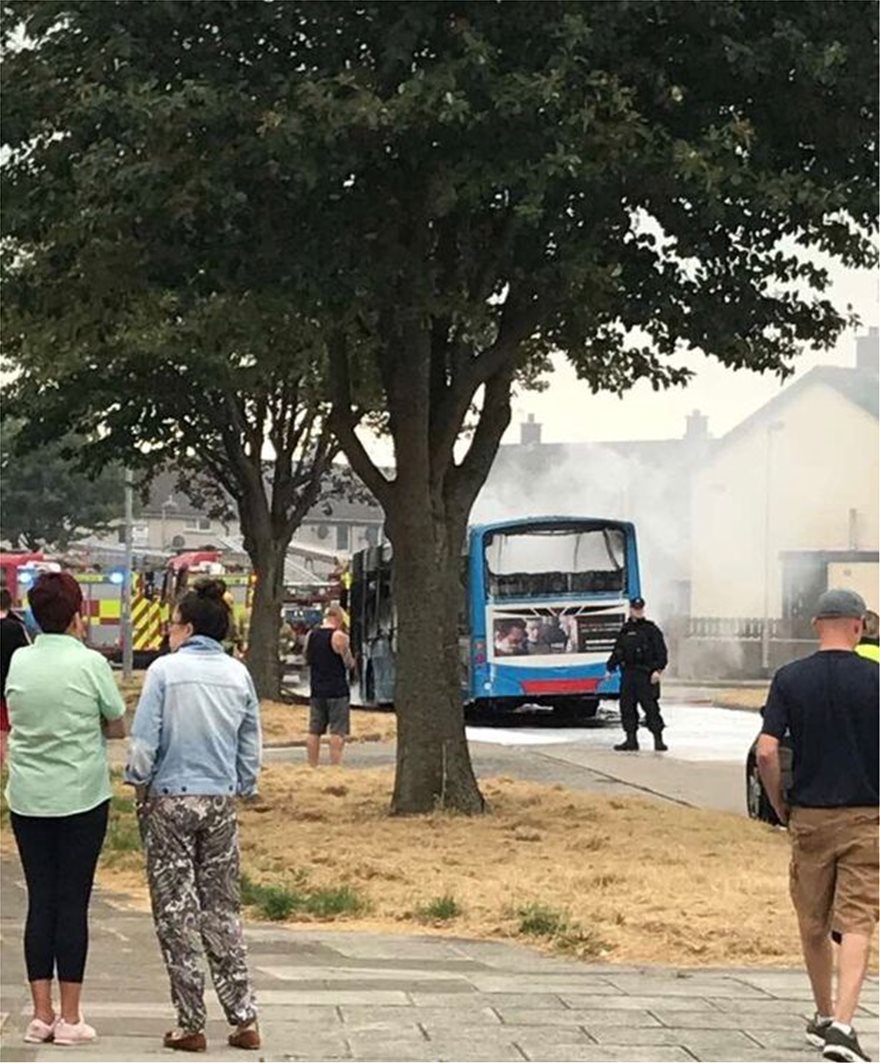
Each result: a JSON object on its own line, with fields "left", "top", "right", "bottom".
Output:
{"left": 139, "top": 796, "right": 257, "bottom": 1032}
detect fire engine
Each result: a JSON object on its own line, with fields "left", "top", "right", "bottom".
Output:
{"left": 1, "top": 549, "right": 255, "bottom": 666}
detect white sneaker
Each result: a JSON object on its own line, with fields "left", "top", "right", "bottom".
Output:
{"left": 53, "top": 1018, "right": 97, "bottom": 1045}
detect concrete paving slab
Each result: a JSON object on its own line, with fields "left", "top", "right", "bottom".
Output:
{"left": 348, "top": 1041, "right": 525, "bottom": 1062}
{"left": 603, "top": 974, "right": 771, "bottom": 998}
{"left": 253, "top": 988, "right": 412, "bottom": 1005}
{"left": 467, "top": 975, "right": 620, "bottom": 994}
{"left": 340, "top": 1005, "right": 503, "bottom": 1027}
{"left": 692, "top": 1052, "right": 814, "bottom": 1063}
{"left": 496, "top": 1008, "right": 662, "bottom": 1028}
{"left": 409, "top": 992, "right": 567, "bottom": 1009}
{"left": 427, "top": 1025, "right": 593, "bottom": 1045}
{"left": 649, "top": 1009, "right": 808, "bottom": 1030}
{"left": 517, "top": 1046, "right": 693, "bottom": 1062}
{"left": 559, "top": 994, "right": 721, "bottom": 1011}
{"left": 706, "top": 997, "right": 817, "bottom": 1016}
{"left": 256, "top": 964, "right": 475, "bottom": 983}
{"left": 589, "top": 1027, "right": 756, "bottom": 1049}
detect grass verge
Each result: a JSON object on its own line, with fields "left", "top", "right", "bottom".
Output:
{"left": 85, "top": 762, "right": 812, "bottom": 967}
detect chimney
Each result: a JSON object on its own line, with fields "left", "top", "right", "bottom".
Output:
{"left": 520, "top": 413, "right": 542, "bottom": 446}
{"left": 685, "top": 409, "right": 709, "bottom": 441}
{"left": 856, "top": 327, "right": 879, "bottom": 372}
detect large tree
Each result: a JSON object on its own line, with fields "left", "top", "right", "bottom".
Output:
{"left": 279, "top": 0, "right": 878, "bottom": 813}
{"left": 1, "top": 12, "right": 340, "bottom": 698}
{"left": 3, "top": 2, "right": 876, "bottom": 810}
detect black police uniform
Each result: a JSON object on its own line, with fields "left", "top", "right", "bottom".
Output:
{"left": 607, "top": 610, "right": 668, "bottom": 750}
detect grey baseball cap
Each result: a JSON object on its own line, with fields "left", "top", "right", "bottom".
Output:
{"left": 813, "top": 588, "right": 867, "bottom": 620}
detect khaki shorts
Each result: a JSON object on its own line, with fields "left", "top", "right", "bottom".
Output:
{"left": 789, "top": 806, "right": 879, "bottom": 938}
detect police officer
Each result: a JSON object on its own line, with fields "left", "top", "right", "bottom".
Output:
{"left": 606, "top": 596, "right": 669, "bottom": 752}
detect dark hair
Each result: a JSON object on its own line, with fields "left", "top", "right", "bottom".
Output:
{"left": 176, "top": 578, "right": 231, "bottom": 642}
{"left": 0, "top": 588, "right": 12, "bottom": 611}
{"left": 28, "top": 572, "right": 83, "bottom": 634}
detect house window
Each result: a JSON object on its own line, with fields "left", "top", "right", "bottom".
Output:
{"left": 336, "top": 525, "right": 350, "bottom": 551}
{"left": 365, "top": 525, "right": 379, "bottom": 547}
{"left": 185, "top": 517, "right": 212, "bottom": 532}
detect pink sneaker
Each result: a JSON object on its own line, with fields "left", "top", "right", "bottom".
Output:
{"left": 24, "top": 1017, "right": 56, "bottom": 1043}
{"left": 53, "top": 1018, "right": 97, "bottom": 1045}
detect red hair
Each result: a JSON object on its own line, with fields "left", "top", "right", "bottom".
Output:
{"left": 28, "top": 572, "right": 83, "bottom": 634}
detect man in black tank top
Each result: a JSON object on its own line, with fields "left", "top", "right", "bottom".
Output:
{"left": 305, "top": 606, "right": 355, "bottom": 767}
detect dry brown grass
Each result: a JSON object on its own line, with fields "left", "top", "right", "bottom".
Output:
{"left": 259, "top": 701, "right": 396, "bottom": 746}
{"left": 92, "top": 764, "right": 811, "bottom": 968}
{"left": 114, "top": 674, "right": 395, "bottom": 746}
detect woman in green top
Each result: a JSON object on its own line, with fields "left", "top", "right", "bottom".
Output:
{"left": 5, "top": 572, "right": 126, "bottom": 1047}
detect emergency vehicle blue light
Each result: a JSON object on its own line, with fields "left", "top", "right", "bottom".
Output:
{"left": 109, "top": 571, "right": 125, "bottom": 585}
{"left": 19, "top": 571, "right": 34, "bottom": 586}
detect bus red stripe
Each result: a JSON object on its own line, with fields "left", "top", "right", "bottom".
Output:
{"left": 521, "top": 679, "right": 602, "bottom": 695}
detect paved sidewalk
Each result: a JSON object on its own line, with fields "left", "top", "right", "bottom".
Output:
{"left": 1, "top": 863, "right": 877, "bottom": 1063}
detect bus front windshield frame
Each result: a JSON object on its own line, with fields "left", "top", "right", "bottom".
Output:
{"left": 483, "top": 523, "right": 627, "bottom": 599}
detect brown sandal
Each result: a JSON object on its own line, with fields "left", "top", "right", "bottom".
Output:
{"left": 228, "top": 1022, "right": 261, "bottom": 1050}
{"left": 163, "top": 1029, "right": 207, "bottom": 1052}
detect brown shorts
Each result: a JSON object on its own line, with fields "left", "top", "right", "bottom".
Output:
{"left": 789, "top": 806, "right": 879, "bottom": 938}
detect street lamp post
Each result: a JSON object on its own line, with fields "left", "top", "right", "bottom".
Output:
{"left": 761, "top": 421, "right": 785, "bottom": 673}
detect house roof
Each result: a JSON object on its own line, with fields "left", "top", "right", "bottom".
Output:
{"left": 713, "top": 363, "right": 878, "bottom": 453}
{"left": 495, "top": 434, "right": 710, "bottom": 473}
{"left": 141, "top": 466, "right": 383, "bottom": 524}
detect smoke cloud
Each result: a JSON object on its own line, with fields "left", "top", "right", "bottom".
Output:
{"left": 473, "top": 442, "right": 689, "bottom": 625}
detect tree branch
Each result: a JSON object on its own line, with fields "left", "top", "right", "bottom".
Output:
{"left": 446, "top": 365, "right": 515, "bottom": 521}
{"left": 429, "top": 292, "right": 539, "bottom": 486}
{"left": 328, "top": 332, "right": 394, "bottom": 507}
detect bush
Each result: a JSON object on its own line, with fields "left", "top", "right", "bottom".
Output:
{"left": 415, "top": 894, "right": 461, "bottom": 922}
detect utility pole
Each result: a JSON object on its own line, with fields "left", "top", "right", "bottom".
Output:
{"left": 122, "top": 468, "right": 134, "bottom": 679}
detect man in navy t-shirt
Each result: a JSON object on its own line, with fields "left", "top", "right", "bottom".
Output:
{"left": 758, "top": 588, "right": 878, "bottom": 1063}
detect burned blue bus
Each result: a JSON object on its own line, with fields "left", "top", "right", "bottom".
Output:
{"left": 349, "top": 516, "right": 641, "bottom": 716}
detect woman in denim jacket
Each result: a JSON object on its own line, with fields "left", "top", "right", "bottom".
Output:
{"left": 125, "top": 580, "right": 262, "bottom": 1053}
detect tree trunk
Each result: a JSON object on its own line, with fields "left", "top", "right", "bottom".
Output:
{"left": 246, "top": 539, "right": 286, "bottom": 700}
{"left": 387, "top": 508, "right": 484, "bottom": 815}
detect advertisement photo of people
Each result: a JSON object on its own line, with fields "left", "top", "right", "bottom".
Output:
{"left": 493, "top": 615, "right": 580, "bottom": 656}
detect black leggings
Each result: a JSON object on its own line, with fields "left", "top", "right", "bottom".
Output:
{"left": 10, "top": 800, "right": 109, "bottom": 983}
